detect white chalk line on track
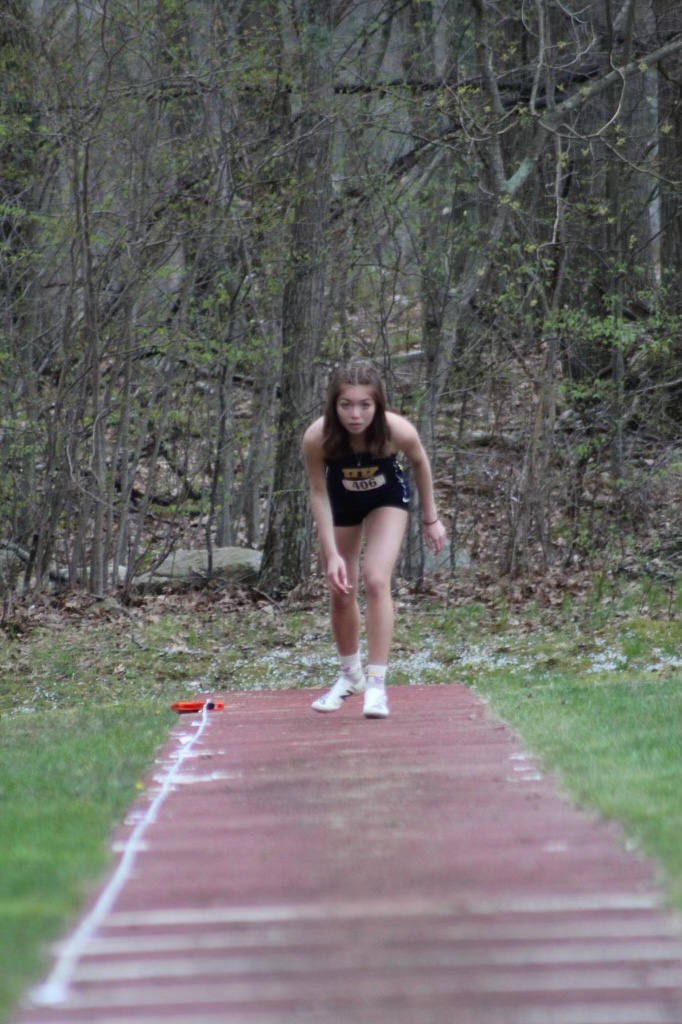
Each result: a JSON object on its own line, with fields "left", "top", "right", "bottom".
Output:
{"left": 30, "top": 703, "right": 213, "bottom": 1007}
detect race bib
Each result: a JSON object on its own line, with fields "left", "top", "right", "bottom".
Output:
{"left": 342, "top": 466, "right": 386, "bottom": 492}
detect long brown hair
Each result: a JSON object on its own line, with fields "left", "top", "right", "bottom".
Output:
{"left": 322, "top": 360, "right": 391, "bottom": 458}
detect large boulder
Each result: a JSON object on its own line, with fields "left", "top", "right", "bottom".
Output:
{"left": 135, "top": 546, "right": 262, "bottom": 591}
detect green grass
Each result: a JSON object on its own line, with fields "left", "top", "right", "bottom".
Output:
{"left": 0, "top": 705, "right": 173, "bottom": 1018}
{"left": 424, "top": 599, "right": 682, "bottom": 909}
{"left": 472, "top": 673, "right": 682, "bottom": 906}
{"left": 1, "top": 579, "right": 682, "bottom": 1020}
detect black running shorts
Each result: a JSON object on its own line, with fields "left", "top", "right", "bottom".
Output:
{"left": 325, "top": 452, "right": 411, "bottom": 527}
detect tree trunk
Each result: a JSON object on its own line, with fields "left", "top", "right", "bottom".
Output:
{"left": 259, "top": 0, "right": 335, "bottom": 595}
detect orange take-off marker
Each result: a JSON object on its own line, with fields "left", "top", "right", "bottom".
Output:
{"left": 171, "top": 700, "right": 225, "bottom": 714}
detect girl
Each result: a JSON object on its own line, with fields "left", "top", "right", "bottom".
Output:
{"left": 303, "top": 360, "right": 447, "bottom": 718}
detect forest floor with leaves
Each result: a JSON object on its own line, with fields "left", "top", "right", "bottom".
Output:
{"left": 2, "top": 548, "right": 681, "bottom": 712}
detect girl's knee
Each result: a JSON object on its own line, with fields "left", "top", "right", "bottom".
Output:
{"left": 362, "top": 568, "right": 391, "bottom": 600}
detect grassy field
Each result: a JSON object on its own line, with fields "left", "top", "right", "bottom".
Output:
{"left": 1, "top": 577, "right": 681, "bottom": 1020}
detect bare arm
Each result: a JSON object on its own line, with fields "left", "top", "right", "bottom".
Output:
{"left": 389, "top": 414, "right": 447, "bottom": 554}
{"left": 302, "top": 422, "right": 352, "bottom": 593}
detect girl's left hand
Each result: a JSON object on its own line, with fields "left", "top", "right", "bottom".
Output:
{"left": 424, "top": 518, "right": 447, "bottom": 554}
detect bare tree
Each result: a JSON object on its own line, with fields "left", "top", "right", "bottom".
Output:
{"left": 1, "top": 0, "right": 682, "bottom": 600}
{"left": 259, "top": 0, "right": 336, "bottom": 594}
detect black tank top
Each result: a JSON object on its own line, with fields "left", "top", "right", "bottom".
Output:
{"left": 325, "top": 451, "right": 410, "bottom": 511}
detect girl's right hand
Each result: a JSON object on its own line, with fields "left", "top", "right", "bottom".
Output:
{"left": 326, "top": 553, "right": 352, "bottom": 595}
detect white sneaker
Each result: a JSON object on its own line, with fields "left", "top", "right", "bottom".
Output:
{"left": 363, "top": 686, "right": 389, "bottom": 719}
{"left": 311, "top": 674, "right": 365, "bottom": 712}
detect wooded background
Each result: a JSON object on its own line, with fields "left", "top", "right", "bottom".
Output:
{"left": 2, "top": 0, "right": 681, "bottom": 600}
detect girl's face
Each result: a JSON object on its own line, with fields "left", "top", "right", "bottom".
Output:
{"left": 336, "top": 385, "right": 377, "bottom": 437}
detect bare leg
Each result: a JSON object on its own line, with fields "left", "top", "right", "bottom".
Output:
{"left": 361, "top": 507, "right": 408, "bottom": 665}
{"left": 329, "top": 524, "right": 363, "bottom": 656}
{"left": 311, "top": 524, "right": 366, "bottom": 712}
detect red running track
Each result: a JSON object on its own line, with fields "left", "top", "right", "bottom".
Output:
{"left": 11, "top": 685, "right": 682, "bottom": 1024}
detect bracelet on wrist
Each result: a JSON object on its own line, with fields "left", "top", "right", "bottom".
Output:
{"left": 423, "top": 517, "right": 439, "bottom": 526}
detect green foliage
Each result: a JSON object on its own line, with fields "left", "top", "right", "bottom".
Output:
{"left": 549, "top": 308, "right": 640, "bottom": 354}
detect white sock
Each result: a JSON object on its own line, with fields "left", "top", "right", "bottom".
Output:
{"left": 366, "top": 664, "right": 387, "bottom": 690}
{"left": 339, "top": 652, "right": 363, "bottom": 680}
